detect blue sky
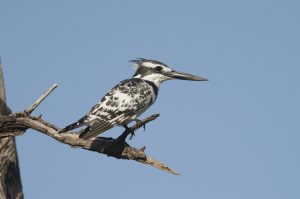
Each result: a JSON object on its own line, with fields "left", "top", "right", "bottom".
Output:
{"left": 1, "top": 0, "right": 300, "bottom": 198}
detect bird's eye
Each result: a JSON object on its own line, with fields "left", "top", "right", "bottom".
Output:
{"left": 155, "top": 66, "right": 163, "bottom": 72}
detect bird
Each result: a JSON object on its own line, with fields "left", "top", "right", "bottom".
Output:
{"left": 59, "top": 58, "right": 208, "bottom": 139}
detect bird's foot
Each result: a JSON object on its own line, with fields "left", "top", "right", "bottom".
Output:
{"left": 123, "top": 124, "right": 130, "bottom": 131}
{"left": 123, "top": 124, "right": 136, "bottom": 140}
{"left": 129, "top": 131, "right": 135, "bottom": 140}
{"left": 135, "top": 119, "right": 146, "bottom": 131}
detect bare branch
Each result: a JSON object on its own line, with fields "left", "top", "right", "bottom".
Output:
{"left": 139, "top": 157, "right": 179, "bottom": 175}
{"left": 0, "top": 83, "right": 179, "bottom": 175}
{"left": 0, "top": 113, "right": 178, "bottom": 175}
{"left": 24, "top": 83, "right": 58, "bottom": 115}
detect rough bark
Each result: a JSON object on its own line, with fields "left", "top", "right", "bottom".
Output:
{"left": 0, "top": 63, "right": 23, "bottom": 199}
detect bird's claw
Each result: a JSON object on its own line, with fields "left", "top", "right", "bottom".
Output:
{"left": 129, "top": 131, "right": 135, "bottom": 140}
{"left": 135, "top": 119, "right": 146, "bottom": 131}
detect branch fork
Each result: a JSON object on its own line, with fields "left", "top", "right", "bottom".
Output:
{"left": 0, "top": 84, "right": 179, "bottom": 175}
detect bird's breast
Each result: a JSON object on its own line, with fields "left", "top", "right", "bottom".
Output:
{"left": 88, "top": 79, "right": 158, "bottom": 123}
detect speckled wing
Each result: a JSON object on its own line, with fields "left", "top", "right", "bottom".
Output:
{"left": 79, "top": 78, "right": 157, "bottom": 139}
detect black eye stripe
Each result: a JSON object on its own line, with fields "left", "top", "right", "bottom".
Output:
{"left": 155, "top": 66, "right": 163, "bottom": 71}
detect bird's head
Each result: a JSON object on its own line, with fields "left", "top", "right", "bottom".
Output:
{"left": 130, "top": 58, "right": 208, "bottom": 87}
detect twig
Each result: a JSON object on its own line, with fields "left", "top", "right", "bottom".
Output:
{"left": 24, "top": 83, "right": 58, "bottom": 115}
{"left": 139, "top": 157, "right": 179, "bottom": 175}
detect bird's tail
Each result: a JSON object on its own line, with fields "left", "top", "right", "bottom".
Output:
{"left": 58, "top": 116, "right": 86, "bottom": 134}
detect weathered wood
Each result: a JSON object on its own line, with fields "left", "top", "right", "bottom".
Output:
{"left": 0, "top": 78, "right": 179, "bottom": 179}
{"left": 24, "top": 83, "right": 58, "bottom": 115}
{"left": 0, "top": 63, "right": 23, "bottom": 199}
{"left": 0, "top": 112, "right": 178, "bottom": 175}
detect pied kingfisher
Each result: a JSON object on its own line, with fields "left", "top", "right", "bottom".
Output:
{"left": 59, "top": 58, "right": 207, "bottom": 139}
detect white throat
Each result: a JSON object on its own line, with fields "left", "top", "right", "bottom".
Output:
{"left": 139, "top": 73, "right": 171, "bottom": 87}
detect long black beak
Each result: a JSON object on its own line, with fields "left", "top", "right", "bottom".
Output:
{"left": 166, "top": 70, "right": 208, "bottom": 81}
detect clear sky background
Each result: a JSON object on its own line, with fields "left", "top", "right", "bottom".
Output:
{"left": 1, "top": 0, "right": 300, "bottom": 198}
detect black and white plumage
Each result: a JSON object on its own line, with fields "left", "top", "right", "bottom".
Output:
{"left": 59, "top": 58, "right": 207, "bottom": 139}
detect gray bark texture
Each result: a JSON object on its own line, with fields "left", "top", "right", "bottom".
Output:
{"left": 0, "top": 64, "right": 23, "bottom": 199}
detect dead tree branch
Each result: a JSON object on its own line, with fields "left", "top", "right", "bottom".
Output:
{"left": 24, "top": 83, "right": 58, "bottom": 115}
{"left": 0, "top": 84, "right": 179, "bottom": 175}
{"left": 0, "top": 60, "right": 23, "bottom": 199}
